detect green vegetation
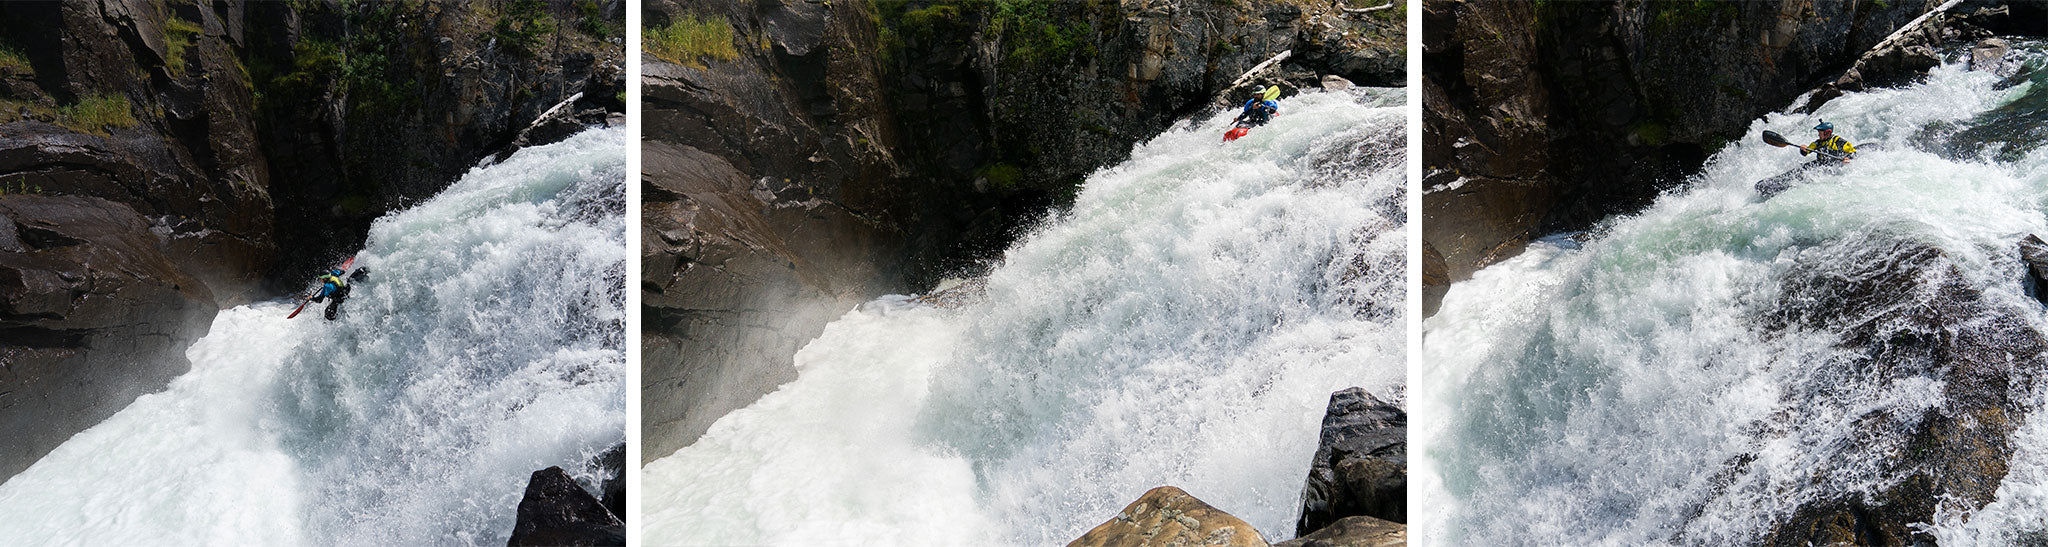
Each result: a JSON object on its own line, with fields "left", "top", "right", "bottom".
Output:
{"left": 493, "top": 0, "right": 558, "bottom": 57}
{"left": 645, "top": 13, "right": 738, "bottom": 67}
{"left": 335, "top": 193, "right": 373, "bottom": 215}
{"left": 879, "top": 1, "right": 1096, "bottom": 67}
{"left": 252, "top": 2, "right": 427, "bottom": 117}
{"left": 0, "top": 175, "right": 43, "bottom": 195}
{"left": 989, "top": 0, "right": 1094, "bottom": 65}
{"left": 0, "top": 45, "right": 30, "bottom": 75}
{"left": 1651, "top": 0, "right": 1737, "bottom": 28}
{"left": 978, "top": 162, "right": 1023, "bottom": 192}
{"left": 573, "top": 0, "right": 615, "bottom": 39}
{"left": 163, "top": 17, "right": 204, "bottom": 77}
{"left": 1632, "top": 120, "right": 1669, "bottom": 146}
{"left": 56, "top": 94, "right": 139, "bottom": 134}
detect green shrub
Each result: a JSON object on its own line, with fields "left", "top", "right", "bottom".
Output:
{"left": 978, "top": 162, "right": 1023, "bottom": 192}
{"left": 494, "top": 0, "right": 557, "bottom": 57}
{"left": 574, "top": 0, "right": 615, "bottom": 38}
{"left": 164, "top": 17, "right": 204, "bottom": 76}
{"left": 645, "top": 14, "right": 738, "bottom": 67}
{"left": 0, "top": 45, "right": 30, "bottom": 75}
{"left": 991, "top": 1, "right": 1094, "bottom": 66}
{"left": 57, "top": 94, "right": 138, "bottom": 134}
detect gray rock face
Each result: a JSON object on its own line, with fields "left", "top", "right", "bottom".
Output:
{"left": 593, "top": 442, "right": 626, "bottom": 525}
{"left": 1297, "top": 388, "right": 1406, "bottom": 538}
{"left": 641, "top": 0, "right": 1403, "bottom": 463}
{"left": 0, "top": 195, "right": 215, "bottom": 480}
{"left": 507, "top": 466, "right": 625, "bottom": 547}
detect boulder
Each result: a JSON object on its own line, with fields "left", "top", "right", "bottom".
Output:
{"left": 2020, "top": 234, "right": 2048, "bottom": 306}
{"left": 0, "top": 195, "right": 215, "bottom": 480}
{"left": 1297, "top": 388, "right": 1406, "bottom": 538}
{"left": 1273, "top": 516, "right": 1406, "bottom": 547}
{"left": 593, "top": 442, "right": 627, "bottom": 523}
{"left": 1970, "top": 38, "right": 2011, "bottom": 73}
{"left": 1744, "top": 235, "right": 2041, "bottom": 545}
{"left": 1068, "top": 486, "right": 1269, "bottom": 547}
{"left": 507, "top": 466, "right": 626, "bottom": 547}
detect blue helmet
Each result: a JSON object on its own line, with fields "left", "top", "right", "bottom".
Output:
{"left": 329, "top": 269, "right": 344, "bottom": 277}
{"left": 1814, "top": 120, "right": 1834, "bottom": 131}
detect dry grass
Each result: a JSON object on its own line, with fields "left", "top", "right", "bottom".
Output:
{"left": 57, "top": 94, "right": 138, "bottom": 134}
{"left": 645, "top": 14, "right": 738, "bottom": 68}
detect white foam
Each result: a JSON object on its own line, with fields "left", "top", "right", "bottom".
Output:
{"left": 1420, "top": 46, "right": 2048, "bottom": 545}
{"left": 644, "top": 89, "right": 1408, "bottom": 545}
{"left": 0, "top": 128, "right": 628, "bottom": 545}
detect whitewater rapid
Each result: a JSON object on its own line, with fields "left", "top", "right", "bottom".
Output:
{"left": 1421, "top": 44, "right": 2048, "bottom": 545}
{"left": 0, "top": 128, "right": 627, "bottom": 545}
{"left": 643, "top": 88, "right": 1407, "bottom": 545}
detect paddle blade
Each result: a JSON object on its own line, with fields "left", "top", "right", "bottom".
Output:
{"left": 1223, "top": 127, "right": 1248, "bottom": 141}
{"left": 1762, "top": 130, "right": 1792, "bottom": 147}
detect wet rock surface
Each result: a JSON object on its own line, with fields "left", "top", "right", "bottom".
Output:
{"left": 642, "top": 0, "right": 1404, "bottom": 462}
{"left": 0, "top": 195, "right": 215, "bottom": 480}
{"left": 1297, "top": 388, "right": 1406, "bottom": 537}
{"left": 507, "top": 466, "right": 626, "bottom": 547}
{"left": 1273, "top": 516, "right": 1406, "bottom": 547}
{"left": 1069, "top": 486, "right": 1271, "bottom": 547}
{"left": 1735, "top": 235, "right": 2044, "bottom": 545}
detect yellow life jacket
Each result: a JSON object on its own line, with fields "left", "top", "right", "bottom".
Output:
{"left": 1808, "top": 135, "right": 1857, "bottom": 155}
{"left": 320, "top": 274, "right": 346, "bottom": 289}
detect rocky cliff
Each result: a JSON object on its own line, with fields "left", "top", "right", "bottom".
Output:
{"left": 640, "top": 0, "right": 1405, "bottom": 462}
{"left": 1421, "top": 0, "right": 2047, "bottom": 314}
{"left": 0, "top": 0, "right": 622, "bottom": 480}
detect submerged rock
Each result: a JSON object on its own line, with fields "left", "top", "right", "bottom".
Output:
{"left": 1297, "top": 388, "right": 1406, "bottom": 537}
{"left": 1741, "top": 235, "right": 2043, "bottom": 545}
{"left": 1273, "top": 516, "right": 1406, "bottom": 547}
{"left": 2019, "top": 234, "right": 2048, "bottom": 306}
{"left": 1069, "top": 486, "right": 1269, "bottom": 547}
{"left": 507, "top": 466, "right": 625, "bottom": 547}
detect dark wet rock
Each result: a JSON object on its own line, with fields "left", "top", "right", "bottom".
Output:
{"left": 1423, "top": 0, "right": 1937, "bottom": 306}
{"left": 1068, "top": 486, "right": 1270, "bottom": 547}
{"left": 638, "top": 139, "right": 889, "bottom": 462}
{"left": 1421, "top": 0, "right": 1557, "bottom": 289}
{"left": 592, "top": 442, "right": 627, "bottom": 523}
{"left": 507, "top": 466, "right": 626, "bottom": 547}
{"left": 0, "top": 195, "right": 215, "bottom": 480}
{"left": 1742, "top": 235, "right": 2043, "bottom": 546}
{"left": 642, "top": 0, "right": 1404, "bottom": 461}
{"left": 1273, "top": 516, "right": 1406, "bottom": 547}
{"left": 2021, "top": 234, "right": 2048, "bottom": 306}
{"left": 1297, "top": 388, "right": 1406, "bottom": 537}
{"left": 1422, "top": 243, "right": 1449, "bottom": 316}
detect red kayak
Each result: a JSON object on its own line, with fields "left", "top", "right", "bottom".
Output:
{"left": 288, "top": 254, "right": 358, "bottom": 319}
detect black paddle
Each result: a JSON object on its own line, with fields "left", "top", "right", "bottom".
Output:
{"left": 1762, "top": 130, "right": 1847, "bottom": 161}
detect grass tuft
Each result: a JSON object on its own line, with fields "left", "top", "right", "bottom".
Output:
{"left": 164, "top": 17, "right": 204, "bottom": 77}
{"left": 57, "top": 94, "right": 139, "bottom": 134}
{"left": 0, "top": 45, "right": 31, "bottom": 75}
{"left": 645, "top": 13, "right": 738, "bottom": 68}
